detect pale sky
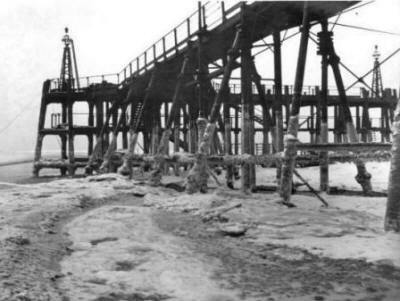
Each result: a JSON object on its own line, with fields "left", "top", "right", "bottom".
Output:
{"left": 0, "top": 0, "right": 399, "bottom": 157}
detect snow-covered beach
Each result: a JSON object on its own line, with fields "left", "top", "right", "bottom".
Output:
{"left": 0, "top": 161, "right": 399, "bottom": 300}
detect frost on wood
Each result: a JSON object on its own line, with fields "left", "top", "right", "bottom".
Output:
{"left": 118, "top": 132, "right": 139, "bottom": 176}
{"left": 346, "top": 122, "right": 373, "bottom": 195}
{"left": 185, "top": 122, "right": 216, "bottom": 193}
{"left": 149, "top": 129, "right": 173, "bottom": 186}
{"left": 280, "top": 115, "right": 300, "bottom": 204}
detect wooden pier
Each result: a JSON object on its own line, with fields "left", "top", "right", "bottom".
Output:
{"left": 33, "top": 1, "right": 397, "bottom": 200}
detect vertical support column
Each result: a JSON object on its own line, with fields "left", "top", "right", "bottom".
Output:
{"left": 121, "top": 106, "right": 128, "bottom": 149}
{"left": 151, "top": 105, "right": 161, "bottom": 155}
{"left": 197, "top": 2, "right": 208, "bottom": 148}
{"left": 88, "top": 102, "right": 94, "bottom": 156}
{"left": 183, "top": 104, "right": 189, "bottom": 152}
{"left": 224, "top": 97, "right": 234, "bottom": 188}
{"left": 188, "top": 90, "right": 198, "bottom": 153}
{"left": 185, "top": 27, "right": 241, "bottom": 193}
{"left": 100, "top": 103, "right": 129, "bottom": 172}
{"left": 61, "top": 102, "right": 68, "bottom": 176}
{"left": 164, "top": 100, "right": 170, "bottom": 155}
{"left": 33, "top": 80, "right": 51, "bottom": 177}
{"left": 234, "top": 107, "right": 239, "bottom": 154}
{"left": 96, "top": 100, "right": 104, "bottom": 150}
{"left": 174, "top": 109, "right": 181, "bottom": 153}
{"left": 280, "top": 3, "right": 310, "bottom": 204}
{"left": 361, "top": 88, "right": 371, "bottom": 142}
{"left": 149, "top": 43, "right": 194, "bottom": 185}
{"left": 310, "top": 105, "right": 315, "bottom": 143}
{"left": 284, "top": 85, "right": 290, "bottom": 128}
{"left": 173, "top": 107, "right": 181, "bottom": 175}
{"left": 333, "top": 105, "right": 338, "bottom": 142}
{"left": 385, "top": 100, "right": 400, "bottom": 232}
{"left": 356, "top": 105, "right": 360, "bottom": 132}
{"left": 118, "top": 70, "right": 157, "bottom": 175}
{"left": 67, "top": 96, "right": 75, "bottom": 176}
{"left": 262, "top": 102, "right": 270, "bottom": 155}
{"left": 240, "top": 5, "right": 255, "bottom": 192}
{"left": 273, "top": 31, "right": 284, "bottom": 169}
{"left": 104, "top": 102, "right": 109, "bottom": 147}
{"left": 317, "top": 20, "right": 329, "bottom": 192}
{"left": 315, "top": 86, "right": 321, "bottom": 141}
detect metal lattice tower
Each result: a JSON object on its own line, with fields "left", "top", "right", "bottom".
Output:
{"left": 59, "top": 27, "right": 80, "bottom": 91}
{"left": 371, "top": 45, "right": 384, "bottom": 98}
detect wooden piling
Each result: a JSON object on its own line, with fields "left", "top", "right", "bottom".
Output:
{"left": 318, "top": 20, "right": 329, "bottom": 192}
{"left": 33, "top": 80, "right": 51, "bottom": 177}
{"left": 280, "top": 3, "right": 310, "bottom": 204}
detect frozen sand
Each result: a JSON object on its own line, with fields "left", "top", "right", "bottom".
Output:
{"left": 0, "top": 161, "right": 399, "bottom": 300}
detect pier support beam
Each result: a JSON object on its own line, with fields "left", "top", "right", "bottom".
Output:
{"left": 118, "top": 70, "right": 157, "bottom": 176}
{"left": 280, "top": 3, "right": 309, "bottom": 204}
{"left": 385, "top": 100, "right": 400, "bottom": 232}
{"left": 240, "top": 5, "right": 256, "bottom": 193}
{"left": 185, "top": 27, "right": 241, "bottom": 193}
{"left": 149, "top": 44, "right": 194, "bottom": 185}
{"left": 273, "top": 31, "right": 284, "bottom": 183}
{"left": 33, "top": 80, "right": 51, "bottom": 177}
{"left": 67, "top": 96, "right": 75, "bottom": 176}
{"left": 317, "top": 20, "right": 329, "bottom": 192}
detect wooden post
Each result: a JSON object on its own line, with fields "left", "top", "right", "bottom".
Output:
{"left": 361, "top": 88, "right": 371, "bottom": 142}
{"left": 173, "top": 107, "right": 181, "bottom": 175}
{"left": 310, "top": 105, "right": 315, "bottom": 143}
{"left": 85, "top": 96, "right": 124, "bottom": 174}
{"left": 33, "top": 80, "right": 51, "bottom": 176}
{"left": 152, "top": 109, "right": 161, "bottom": 155}
{"left": 105, "top": 102, "right": 110, "bottom": 146}
{"left": 100, "top": 103, "right": 128, "bottom": 172}
{"left": 185, "top": 28, "right": 242, "bottom": 193}
{"left": 67, "top": 98, "right": 75, "bottom": 176}
{"left": 385, "top": 100, "right": 400, "bottom": 232}
{"left": 88, "top": 102, "right": 94, "bottom": 155}
{"left": 356, "top": 105, "right": 360, "bottom": 131}
{"left": 240, "top": 5, "right": 256, "bottom": 192}
{"left": 182, "top": 104, "right": 189, "bottom": 152}
{"left": 188, "top": 90, "right": 198, "bottom": 153}
{"left": 273, "top": 30, "right": 284, "bottom": 183}
{"left": 280, "top": 3, "right": 310, "bottom": 204}
{"left": 224, "top": 97, "right": 234, "bottom": 188}
{"left": 234, "top": 107, "right": 239, "bottom": 154}
{"left": 118, "top": 70, "right": 157, "bottom": 175}
{"left": 149, "top": 43, "right": 194, "bottom": 185}
{"left": 121, "top": 107, "right": 128, "bottom": 149}
{"left": 61, "top": 103, "right": 68, "bottom": 176}
{"left": 262, "top": 103, "right": 270, "bottom": 155}
{"left": 333, "top": 105, "right": 338, "bottom": 142}
{"left": 317, "top": 20, "right": 329, "bottom": 192}
{"left": 284, "top": 85, "right": 290, "bottom": 128}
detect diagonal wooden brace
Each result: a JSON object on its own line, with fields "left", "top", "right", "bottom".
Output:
{"left": 280, "top": 3, "right": 310, "bottom": 205}
{"left": 84, "top": 100, "right": 121, "bottom": 174}
{"left": 148, "top": 43, "right": 195, "bottom": 185}
{"left": 99, "top": 103, "right": 129, "bottom": 173}
{"left": 327, "top": 35, "right": 372, "bottom": 194}
{"left": 118, "top": 70, "right": 158, "bottom": 176}
{"left": 185, "top": 27, "right": 242, "bottom": 193}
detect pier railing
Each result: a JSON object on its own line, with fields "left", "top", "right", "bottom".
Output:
{"left": 49, "top": 1, "right": 244, "bottom": 91}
